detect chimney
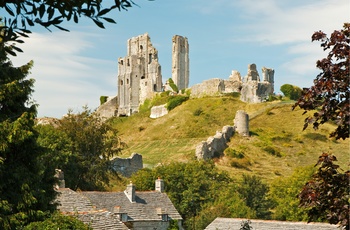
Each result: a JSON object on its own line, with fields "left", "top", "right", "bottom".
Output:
{"left": 155, "top": 177, "right": 164, "bottom": 193}
{"left": 124, "top": 181, "right": 135, "bottom": 202}
{"left": 54, "top": 169, "right": 65, "bottom": 189}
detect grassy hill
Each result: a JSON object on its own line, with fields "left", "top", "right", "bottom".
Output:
{"left": 110, "top": 93, "right": 349, "bottom": 181}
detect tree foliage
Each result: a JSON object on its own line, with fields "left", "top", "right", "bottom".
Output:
{"left": 298, "top": 153, "right": 349, "bottom": 229}
{"left": 24, "top": 211, "right": 92, "bottom": 230}
{"left": 37, "top": 107, "right": 124, "bottom": 191}
{"left": 0, "top": 43, "right": 56, "bottom": 229}
{"left": 130, "top": 160, "right": 233, "bottom": 229}
{"left": 269, "top": 166, "right": 314, "bottom": 221}
{"left": 280, "top": 84, "right": 302, "bottom": 100}
{"left": 237, "top": 174, "right": 274, "bottom": 219}
{"left": 293, "top": 23, "right": 350, "bottom": 140}
{"left": 0, "top": 0, "right": 137, "bottom": 55}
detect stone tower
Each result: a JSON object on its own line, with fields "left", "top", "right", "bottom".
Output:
{"left": 117, "top": 33, "right": 162, "bottom": 116}
{"left": 234, "top": 110, "right": 250, "bottom": 136}
{"left": 171, "top": 35, "right": 189, "bottom": 90}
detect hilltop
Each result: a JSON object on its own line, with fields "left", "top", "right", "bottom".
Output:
{"left": 110, "top": 94, "right": 349, "bottom": 181}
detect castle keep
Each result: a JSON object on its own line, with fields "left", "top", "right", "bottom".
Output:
{"left": 117, "top": 33, "right": 189, "bottom": 116}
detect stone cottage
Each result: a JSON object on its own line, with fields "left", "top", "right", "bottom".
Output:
{"left": 56, "top": 175, "right": 183, "bottom": 230}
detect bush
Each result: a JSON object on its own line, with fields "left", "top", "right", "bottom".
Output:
{"left": 225, "top": 148, "right": 245, "bottom": 159}
{"left": 280, "top": 84, "right": 302, "bottom": 100}
{"left": 193, "top": 108, "right": 203, "bottom": 116}
{"left": 100, "top": 96, "right": 108, "bottom": 105}
{"left": 168, "top": 78, "right": 179, "bottom": 93}
{"left": 263, "top": 146, "right": 282, "bottom": 157}
{"left": 166, "top": 95, "right": 189, "bottom": 111}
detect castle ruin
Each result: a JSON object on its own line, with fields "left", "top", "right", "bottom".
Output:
{"left": 191, "top": 63, "right": 274, "bottom": 103}
{"left": 172, "top": 35, "right": 189, "bottom": 90}
{"left": 117, "top": 33, "right": 163, "bottom": 116}
{"left": 117, "top": 33, "right": 189, "bottom": 116}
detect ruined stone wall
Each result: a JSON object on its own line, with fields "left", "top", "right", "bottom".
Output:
{"left": 191, "top": 78, "right": 225, "bottom": 98}
{"left": 195, "top": 126, "right": 235, "bottom": 160}
{"left": 111, "top": 153, "right": 143, "bottom": 177}
{"left": 196, "top": 111, "right": 250, "bottom": 160}
{"left": 172, "top": 35, "right": 189, "bottom": 90}
{"left": 150, "top": 104, "right": 168, "bottom": 118}
{"left": 117, "top": 33, "right": 162, "bottom": 116}
{"left": 240, "top": 64, "right": 274, "bottom": 103}
{"left": 96, "top": 96, "right": 118, "bottom": 120}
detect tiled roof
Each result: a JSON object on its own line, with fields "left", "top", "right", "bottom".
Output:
{"left": 74, "top": 211, "right": 129, "bottom": 230}
{"left": 57, "top": 188, "right": 94, "bottom": 212}
{"left": 205, "top": 218, "right": 339, "bottom": 230}
{"left": 81, "top": 191, "right": 183, "bottom": 221}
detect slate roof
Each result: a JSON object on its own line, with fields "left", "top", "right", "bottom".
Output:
{"left": 56, "top": 187, "right": 182, "bottom": 229}
{"left": 75, "top": 211, "right": 129, "bottom": 230}
{"left": 205, "top": 218, "right": 339, "bottom": 230}
{"left": 81, "top": 190, "right": 183, "bottom": 221}
{"left": 57, "top": 188, "right": 94, "bottom": 212}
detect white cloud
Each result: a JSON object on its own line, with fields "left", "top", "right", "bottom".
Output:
{"left": 11, "top": 31, "right": 117, "bottom": 118}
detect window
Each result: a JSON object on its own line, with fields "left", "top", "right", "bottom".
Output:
{"left": 140, "top": 45, "right": 143, "bottom": 50}
{"left": 127, "top": 79, "right": 129, "bottom": 84}
{"left": 141, "top": 76, "right": 145, "bottom": 79}
{"left": 127, "top": 59, "right": 130, "bottom": 66}
{"left": 120, "top": 60, "right": 123, "bottom": 65}
{"left": 148, "top": 53, "right": 152, "bottom": 64}
{"left": 120, "top": 80, "right": 124, "bottom": 85}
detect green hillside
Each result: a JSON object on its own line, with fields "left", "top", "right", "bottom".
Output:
{"left": 110, "top": 94, "right": 349, "bottom": 181}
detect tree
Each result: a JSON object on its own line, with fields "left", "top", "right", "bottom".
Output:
{"left": 269, "top": 166, "right": 314, "bottom": 221}
{"left": 295, "top": 23, "right": 350, "bottom": 230}
{"left": 24, "top": 211, "right": 92, "bottom": 230}
{"left": 0, "top": 0, "right": 137, "bottom": 56}
{"left": 37, "top": 107, "right": 124, "bottom": 191}
{"left": 280, "top": 84, "right": 302, "bottom": 100}
{"left": 131, "top": 160, "right": 232, "bottom": 229}
{"left": 237, "top": 174, "right": 274, "bottom": 219}
{"left": 293, "top": 23, "right": 349, "bottom": 140}
{"left": 0, "top": 42, "right": 57, "bottom": 229}
{"left": 298, "top": 153, "right": 349, "bottom": 229}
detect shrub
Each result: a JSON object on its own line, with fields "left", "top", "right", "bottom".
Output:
{"left": 166, "top": 95, "right": 189, "bottom": 111}
{"left": 193, "top": 108, "right": 203, "bottom": 116}
{"left": 280, "top": 84, "right": 302, "bottom": 100}
{"left": 100, "top": 96, "right": 108, "bottom": 105}
{"left": 225, "top": 148, "right": 245, "bottom": 159}
{"left": 168, "top": 78, "right": 179, "bottom": 93}
{"left": 263, "top": 146, "right": 282, "bottom": 157}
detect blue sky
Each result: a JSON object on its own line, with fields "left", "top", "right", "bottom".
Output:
{"left": 4, "top": 0, "right": 348, "bottom": 118}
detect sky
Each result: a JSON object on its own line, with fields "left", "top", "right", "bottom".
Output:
{"left": 3, "top": 0, "right": 349, "bottom": 118}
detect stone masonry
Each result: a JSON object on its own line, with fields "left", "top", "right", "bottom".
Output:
{"left": 190, "top": 63, "right": 274, "bottom": 103}
{"left": 117, "top": 33, "right": 163, "bottom": 116}
{"left": 196, "top": 126, "right": 235, "bottom": 160}
{"left": 116, "top": 33, "right": 189, "bottom": 117}
{"left": 240, "top": 64, "right": 274, "bottom": 103}
{"left": 111, "top": 153, "right": 143, "bottom": 177}
{"left": 233, "top": 110, "right": 249, "bottom": 136}
{"left": 172, "top": 35, "right": 189, "bottom": 90}
{"left": 196, "top": 111, "right": 250, "bottom": 160}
